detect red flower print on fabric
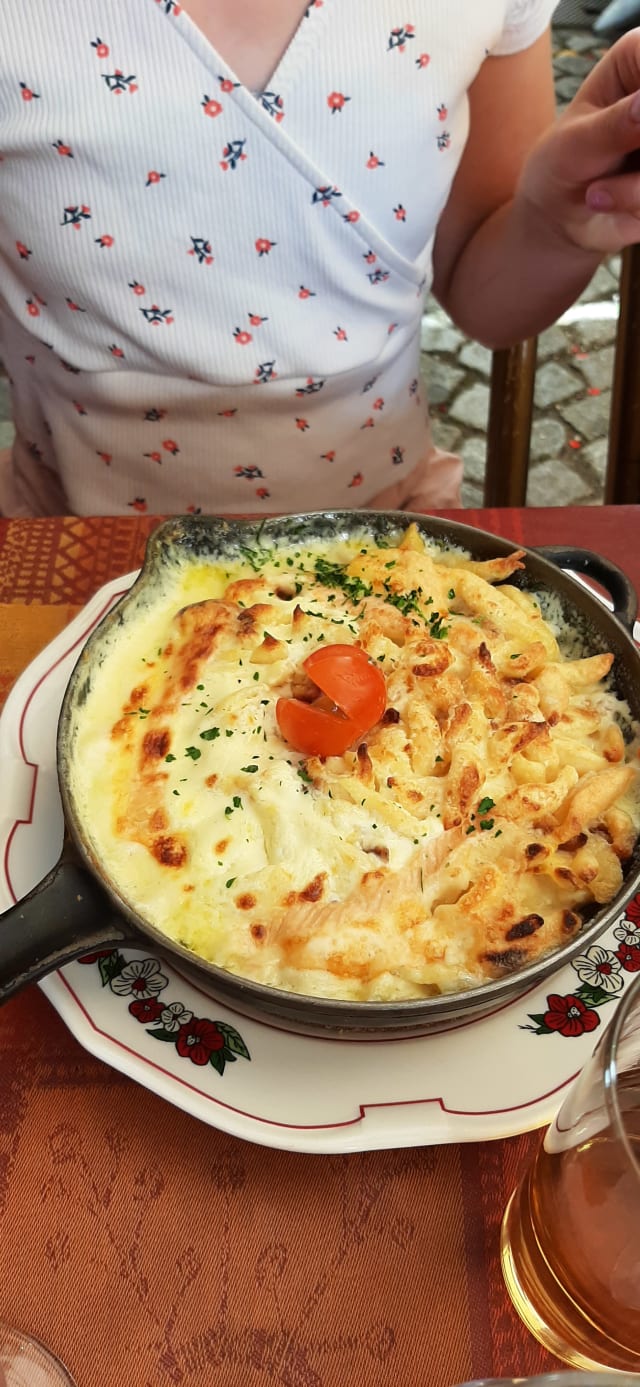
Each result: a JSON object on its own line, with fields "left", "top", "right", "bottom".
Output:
{"left": 349, "top": 472, "right": 364, "bottom": 487}
{"left": 233, "top": 328, "right": 253, "bottom": 345}
{"left": 254, "top": 360, "right": 277, "bottom": 383}
{"left": 19, "top": 81, "right": 40, "bottom": 101}
{"left": 334, "top": 326, "right": 348, "bottom": 341}
{"left": 16, "top": 241, "right": 31, "bottom": 260}
{"left": 296, "top": 377, "right": 325, "bottom": 396}
{"left": 298, "top": 285, "right": 316, "bottom": 299}
{"left": 129, "top": 280, "right": 145, "bottom": 296}
{"left": 321, "top": 450, "right": 336, "bottom": 462}
{"left": 260, "top": 91, "right": 285, "bottom": 121}
{"left": 102, "top": 71, "right": 138, "bottom": 95}
{"left": 363, "top": 250, "right": 376, "bottom": 264}
{"left": 141, "top": 304, "right": 174, "bottom": 325}
{"left": 393, "top": 204, "right": 406, "bottom": 221}
{"left": 162, "top": 439, "right": 179, "bottom": 454}
{"left": 256, "top": 486, "right": 270, "bottom": 500}
{"left": 202, "top": 94, "right": 223, "bottom": 117}
{"left": 25, "top": 299, "right": 39, "bottom": 318}
{"left": 311, "top": 186, "right": 342, "bottom": 207}
{"left": 437, "top": 131, "right": 451, "bottom": 151}
{"left": 188, "top": 237, "right": 214, "bottom": 265}
{"left": 220, "top": 139, "right": 247, "bottom": 171}
{"left": 235, "top": 465, "right": 264, "bottom": 480}
{"left": 73, "top": 401, "right": 87, "bottom": 415}
{"left": 52, "top": 140, "right": 73, "bottom": 158}
{"left": 366, "top": 152, "right": 385, "bottom": 169}
{"left": 416, "top": 53, "right": 430, "bottom": 69}
{"left": 109, "top": 344, "right": 125, "bottom": 358}
{"left": 248, "top": 313, "right": 267, "bottom": 327}
{"left": 61, "top": 205, "right": 91, "bottom": 229}
{"left": 96, "top": 451, "right": 112, "bottom": 465}
{"left": 144, "top": 451, "right": 163, "bottom": 463}
{"left": 95, "top": 233, "right": 114, "bottom": 248}
{"left": 218, "top": 75, "right": 240, "bottom": 93}
{"left": 128, "top": 497, "right": 148, "bottom": 512}
{"left": 156, "top": 0, "right": 182, "bottom": 14}
{"left": 542, "top": 994, "right": 600, "bottom": 1038}
{"left": 343, "top": 210, "right": 360, "bottom": 224}
{"left": 146, "top": 170, "right": 166, "bottom": 186}
{"left": 91, "top": 38, "right": 110, "bottom": 58}
{"left": 391, "top": 446, "right": 405, "bottom": 465}
{"left": 437, "top": 103, "right": 448, "bottom": 122}
{"left": 65, "top": 298, "right": 86, "bottom": 312}
{"left": 295, "top": 418, "right": 309, "bottom": 431}
{"left": 144, "top": 408, "right": 167, "bottom": 421}
{"left": 387, "top": 25, "right": 414, "bottom": 52}
{"left": 361, "top": 418, "right": 374, "bottom": 430}
{"left": 255, "top": 238, "right": 276, "bottom": 255}
{"left": 327, "top": 91, "right": 350, "bottom": 113}
{"left": 368, "top": 269, "right": 390, "bottom": 285}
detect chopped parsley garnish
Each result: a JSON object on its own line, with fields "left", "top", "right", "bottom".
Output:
{"left": 241, "top": 764, "right": 259, "bottom": 774}
{"left": 185, "top": 746, "right": 201, "bottom": 760}
{"left": 479, "top": 818, "right": 495, "bottom": 831}
{"left": 477, "top": 797, "right": 495, "bottom": 814}
{"left": 165, "top": 753, "right": 176, "bottom": 763}
{"left": 200, "top": 727, "right": 220, "bottom": 741}
{"left": 314, "top": 557, "right": 373, "bottom": 604}
{"left": 225, "top": 878, "right": 237, "bottom": 889}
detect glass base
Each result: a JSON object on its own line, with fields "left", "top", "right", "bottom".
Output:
{"left": 500, "top": 1186, "right": 640, "bottom": 1376}
{"left": 0, "top": 1323, "right": 77, "bottom": 1387}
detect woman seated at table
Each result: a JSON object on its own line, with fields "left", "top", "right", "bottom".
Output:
{"left": 1, "top": 0, "right": 639, "bottom": 519}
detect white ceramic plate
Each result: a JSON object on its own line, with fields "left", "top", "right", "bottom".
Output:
{"left": 1, "top": 575, "right": 639, "bottom": 1154}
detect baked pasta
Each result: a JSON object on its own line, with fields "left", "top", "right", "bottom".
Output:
{"left": 71, "top": 525, "right": 640, "bottom": 1001}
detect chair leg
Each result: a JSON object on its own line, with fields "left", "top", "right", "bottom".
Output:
{"left": 605, "top": 243, "right": 640, "bottom": 505}
{"left": 484, "top": 338, "right": 537, "bottom": 507}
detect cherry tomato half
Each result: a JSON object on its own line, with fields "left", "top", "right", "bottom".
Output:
{"left": 276, "top": 644, "right": 387, "bottom": 757}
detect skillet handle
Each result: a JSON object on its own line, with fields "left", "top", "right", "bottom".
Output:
{"left": 534, "top": 545, "right": 638, "bottom": 635}
{"left": 0, "top": 845, "right": 134, "bottom": 1003}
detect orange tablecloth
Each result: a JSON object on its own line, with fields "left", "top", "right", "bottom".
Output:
{"left": 0, "top": 507, "right": 637, "bottom": 1387}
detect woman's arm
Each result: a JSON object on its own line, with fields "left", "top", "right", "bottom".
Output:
{"left": 433, "top": 29, "right": 640, "bottom": 349}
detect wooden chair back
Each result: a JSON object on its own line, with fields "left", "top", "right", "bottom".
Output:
{"left": 483, "top": 243, "right": 640, "bottom": 505}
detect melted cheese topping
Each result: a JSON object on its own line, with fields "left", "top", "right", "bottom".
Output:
{"left": 69, "top": 526, "right": 640, "bottom": 1002}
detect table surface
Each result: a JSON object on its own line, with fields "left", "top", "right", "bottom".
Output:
{"left": 0, "top": 506, "right": 637, "bottom": 1387}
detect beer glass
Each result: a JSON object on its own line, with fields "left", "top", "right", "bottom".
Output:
{"left": 455, "top": 1376, "right": 640, "bottom": 1385}
{"left": 454, "top": 1377, "right": 640, "bottom": 1385}
{"left": 500, "top": 972, "right": 640, "bottom": 1373}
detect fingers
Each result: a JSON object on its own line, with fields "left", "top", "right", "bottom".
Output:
{"left": 586, "top": 169, "right": 640, "bottom": 215}
{"left": 577, "top": 27, "right": 640, "bottom": 108}
{"left": 549, "top": 91, "right": 640, "bottom": 187}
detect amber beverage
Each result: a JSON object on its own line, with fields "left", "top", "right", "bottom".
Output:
{"left": 501, "top": 974, "right": 640, "bottom": 1374}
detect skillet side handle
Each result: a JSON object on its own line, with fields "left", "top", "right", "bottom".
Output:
{"left": 0, "top": 854, "right": 132, "bottom": 1003}
{"left": 534, "top": 545, "right": 638, "bottom": 635}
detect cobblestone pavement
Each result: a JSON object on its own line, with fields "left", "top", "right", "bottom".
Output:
{"left": 0, "top": 26, "right": 618, "bottom": 509}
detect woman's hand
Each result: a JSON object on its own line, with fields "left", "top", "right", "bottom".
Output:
{"left": 519, "top": 28, "right": 640, "bottom": 255}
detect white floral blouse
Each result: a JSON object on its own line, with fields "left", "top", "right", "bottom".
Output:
{"left": 0, "top": 0, "right": 557, "bottom": 516}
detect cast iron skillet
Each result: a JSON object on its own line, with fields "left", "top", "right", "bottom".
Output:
{"left": 1, "top": 510, "right": 639, "bottom": 1038}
